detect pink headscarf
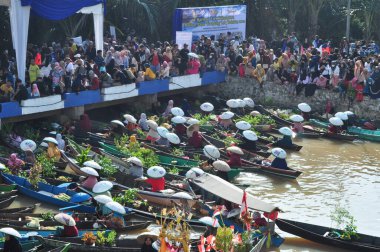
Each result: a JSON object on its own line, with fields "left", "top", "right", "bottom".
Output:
{"left": 163, "top": 61, "right": 168, "bottom": 68}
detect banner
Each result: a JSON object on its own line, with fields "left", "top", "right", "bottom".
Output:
{"left": 72, "top": 36, "right": 83, "bottom": 45}
{"left": 173, "top": 5, "right": 246, "bottom": 41}
{"left": 110, "top": 25, "right": 116, "bottom": 40}
{"left": 176, "top": 31, "right": 192, "bottom": 49}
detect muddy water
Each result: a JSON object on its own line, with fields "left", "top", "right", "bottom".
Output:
{"left": 238, "top": 137, "right": 380, "bottom": 251}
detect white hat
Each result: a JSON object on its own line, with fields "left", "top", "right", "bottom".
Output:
{"left": 147, "top": 120, "right": 158, "bottom": 130}
{"left": 171, "top": 116, "right": 186, "bottom": 124}
{"left": 250, "top": 111, "right": 261, "bottom": 116}
{"left": 185, "top": 167, "right": 205, "bottom": 179}
{"left": 123, "top": 114, "right": 137, "bottom": 124}
{"left": 279, "top": 127, "right": 293, "bottom": 136}
{"left": 80, "top": 167, "right": 99, "bottom": 177}
{"left": 20, "top": 139, "right": 37, "bottom": 152}
{"left": 298, "top": 103, "right": 311, "bottom": 112}
{"left": 74, "top": 54, "right": 81, "bottom": 58}
{"left": 105, "top": 201, "right": 126, "bottom": 215}
{"left": 236, "top": 99, "right": 246, "bottom": 108}
{"left": 220, "top": 111, "right": 234, "bottom": 120}
{"left": 43, "top": 137, "right": 58, "bottom": 145}
{"left": 0, "top": 227, "right": 21, "bottom": 238}
{"left": 171, "top": 107, "right": 185, "bottom": 116}
{"left": 344, "top": 111, "right": 354, "bottom": 116}
{"left": 271, "top": 147, "right": 287, "bottom": 159}
{"left": 226, "top": 146, "right": 244, "bottom": 155}
{"left": 203, "top": 145, "right": 220, "bottom": 160}
{"left": 335, "top": 112, "right": 348, "bottom": 121}
{"left": 171, "top": 192, "right": 193, "bottom": 200}
{"left": 147, "top": 166, "right": 166, "bottom": 178}
{"left": 289, "top": 115, "right": 304, "bottom": 122}
{"left": 111, "top": 120, "right": 125, "bottom": 127}
{"left": 329, "top": 117, "right": 343, "bottom": 126}
{"left": 236, "top": 121, "right": 251, "bottom": 130}
{"left": 54, "top": 213, "right": 76, "bottom": 227}
{"left": 137, "top": 231, "right": 158, "bottom": 245}
{"left": 242, "top": 130, "right": 258, "bottom": 141}
{"left": 127, "top": 157, "right": 143, "bottom": 167}
{"left": 226, "top": 99, "right": 239, "bottom": 108}
{"left": 243, "top": 98, "right": 255, "bottom": 108}
{"left": 83, "top": 160, "right": 102, "bottom": 170}
{"left": 199, "top": 216, "right": 220, "bottom": 227}
{"left": 92, "top": 181, "right": 113, "bottom": 194}
{"left": 94, "top": 195, "right": 113, "bottom": 205}
{"left": 157, "top": 126, "right": 169, "bottom": 138}
{"left": 213, "top": 160, "right": 231, "bottom": 171}
{"left": 166, "top": 133, "right": 180, "bottom": 144}
{"left": 200, "top": 102, "right": 214, "bottom": 112}
{"left": 187, "top": 118, "right": 200, "bottom": 126}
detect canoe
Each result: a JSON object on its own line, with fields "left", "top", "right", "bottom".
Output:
{"left": 2, "top": 173, "right": 96, "bottom": 213}
{"left": 295, "top": 131, "right": 323, "bottom": 139}
{"left": 60, "top": 151, "right": 89, "bottom": 176}
{"left": 0, "top": 195, "right": 17, "bottom": 209}
{"left": 0, "top": 203, "right": 39, "bottom": 214}
{"left": 255, "top": 105, "right": 293, "bottom": 126}
{"left": 323, "top": 132, "right": 357, "bottom": 141}
{"left": 258, "top": 132, "right": 303, "bottom": 151}
{"left": 0, "top": 189, "right": 18, "bottom": 200}
{"left": 276, "top": 218, "right": 380, "bottom": 252}
{"left": 0, "top": 183, "right": 17, "bottom": 192}
{"left": 0, "top": 237, "right": 70, "bottom": 252}
{"left": 347, "top": 126, "right": 380, "bottom": 142}
{"left": 250, "top": 234, "right": 267, "bottom": 252}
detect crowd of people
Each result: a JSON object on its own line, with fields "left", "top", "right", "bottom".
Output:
{"left": 1, "top": 32, "right": 380, "bottom": 104}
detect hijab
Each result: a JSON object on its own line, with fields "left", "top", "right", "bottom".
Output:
{"left": 56, "top": 134, "right": 65, "bottom": 150}
{"left": 31, "top": 84, "right": 40, "bottom": 97}
{"left": 139, "top": 113, "right": 149, "bottom": 131}
{"left": 163, "top": 100, "right": 173, "bottom": 117}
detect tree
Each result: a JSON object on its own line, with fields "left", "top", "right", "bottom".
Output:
{"left": 287, "top": 0, "right": 303, "bottom": 33}
{"left": 354, "top": 0, "right": 379, "bottom": 41}
{"left": 307, "top": 0, "right": 327, "bottom": 39}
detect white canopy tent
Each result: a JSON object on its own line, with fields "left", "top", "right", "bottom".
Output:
{"left": 0, "top": 0, "right": 104, "bottom": 83}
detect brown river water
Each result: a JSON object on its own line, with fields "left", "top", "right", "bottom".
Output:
{"left": 9, "top": 136, "right": 380, "bottom": 251}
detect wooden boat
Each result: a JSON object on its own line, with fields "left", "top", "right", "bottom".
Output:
{"left": 250, "top": 234, "right": 267, "bottom": 252}
{"left": 0, "top": 237, "right": 70, "bottom": 252}
{"left": 0, "top": 183, "right": 17, "bottom": 192}
{"left": 2, "top": 173, "right": 96, "bottom": 213}
{"left": 324, "top": 132, "right": 357, "bottom": 141}
{"left": 60, "top": 151, "right": 89, "bottom": 176}
{"left": 0, "top": 195, "right": 17, "bottom": 209}
{"left": 0, "top": 189, "right": 18, "bottom": 200}
{"left": 295, "top": 131, "right": 323, "bottom": 139}
{"left": 276, "top": 218, "right": 380, "bottom": 252}
{"left": 0, "top": 203, "right": 39, "bottom": 213}
{"left": 258, "top": 132, "right": 303, "bottom": 151}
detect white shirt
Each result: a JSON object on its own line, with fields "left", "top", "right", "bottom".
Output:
{"left": 65, "top": 62, "right": 74, "bottom": 75}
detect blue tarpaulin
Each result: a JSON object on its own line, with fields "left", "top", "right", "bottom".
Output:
{"left": 21, "top": 0, "right": 105, "bottom": 20}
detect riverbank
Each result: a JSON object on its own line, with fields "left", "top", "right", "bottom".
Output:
{"left": 218, "top": 77, "right": 380, "bottom": 121}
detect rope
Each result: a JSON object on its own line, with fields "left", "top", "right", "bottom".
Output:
{"left": 21, "top": 99, "right": 63, "bottom": 108}
{"left": 102, "top": 87, "right": 137, "bottom": 95}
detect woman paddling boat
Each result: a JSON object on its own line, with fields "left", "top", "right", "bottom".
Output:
{"left": 54, "top": 213, "right": 79, "bottom": 237}
{"left": 298, "top": 103, "right": 311, "bottom": 121}
{"left": 269, "top": 147, "right": 288, "bottom": 170}
{"left": 328, "top": 117, "right": 344, "bottom": 134}
{"left": 274, "top": 127, "right": 294, "bottom": 148}
{"left": 290, "top": 115, "right": 305, "bottom": 133}
{"left": 0, "top": 227, "right": 22, "bottom": 252}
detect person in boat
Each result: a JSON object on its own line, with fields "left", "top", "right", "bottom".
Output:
{"left": 104, "top": 202, "right": 127, "bottom": 229}
{"left": 188, "top": 131, "right": 203, "bottom": 148}
{"left": 54, "top": 213, "right": 79, "bottom": 237}
{"left": 136, "top": 166, "right": 166, "bottom": 192}
{"left": 218, "top": 117, "right": 233, "bottom": 129}
{"left": 24, "top": 149, "right": 36, "bottom": 165}
{"left": 56, "top": 133, "right": 65, "bottom": 151}
{"left": 155, "top": 135, "right": 170, "bottom": 147}
{"left": 127, "top": 157, "right": 144, "bottom": 178}
{"left": 47, "top": 140, "right": 61, "bottom": 161}
{"left": 124, "top": 114, "right": 138, "bottom": 133}
{"left": 138, "top": 113, "right": 149, "bottom": 131}
{"left": 270, "top": 148, "right": 288, "bottom": 170}
{"left": 213, "top": 160, "right": 231, "bottom": 182}
{"left": 181, "top": 98, "right": 192, "bottom": 117}
{"left": 140, "top": 237, "right": 155, "bottom": 252}
{"left": 109, "top": 122, "right": 125, "bottom": 139}
{"left": 162, "top": 100, "right": 174, "bottom": 118}
{"left": 173, "top": 120, "right": 187, "bottom": 136}
{"left": 79, "top": 113, "right": 92, "bottom": 133}
{"left": 298, "top": 103, "right": 311, "bottom": 121}
{"left": 146, "top": 120, "right": 160, "bottom": 143}
{"left": 2, "top": 228, "right": 22, "bottom": 252}
{"left": 238, "top": 130, "right": 258, "bottom": 152}
{"left": 275, "top": 128, "right": 293, "bottom": 148}
{"left": 7, "top": 153, "right": 25, "bottom": 175}
{"left": 328, "top": 124, "right": 342, "bottom": 134}
{"left": 252, "top": 211, "right": 268, "bottom": 232}
{"left": 80, "top": 167, "right": 99, "bottom": 190}
{"left": 186, "top": 123, "right": 200, "bottom": 138}
{"left": 290, "top": 115, "right": 305, "bottom": 133}
{"left": 226, "top": 146, "right": 243, "bottom": 167}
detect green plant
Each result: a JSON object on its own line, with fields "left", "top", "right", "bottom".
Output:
{"left": 136, "top": 128, "right": 146, "bottom": 138}
{"left": 98, "top": 155, "right": 118, "bottom": 178}
{"left": 105, "top": 230, "right": 117, "bottom": 246}
{"left": 41, "top": 212, "right": 55, "bottom": 221}
{"left": 28, "top": 162, "right": 43, "bottom": 188}
{"left": 36, "top": 153, "right": 56, "bottom": 178}
{"left": 192, "top": 113, "right": 213, "bottom": 125}
{"left": 168, "top": 166, "right": 179, "bottom": 175}
{"left": 171, "top": 148, "right": 184, "bottom": 157}
{"left": 215, "top": 226, "right": 234, "bottom": 252}
{"left": 95, "top": 231, "right": 107, "bottom": 246}
{"left": 0, "top": 123, "right": 13, "bottom": 138}
{"left": 237, "top": 115, "right": 276, "bottom": 126}
{"left": 330, "top": 206, "right": 360, "bottom": 240}
{"left": 75, "top": 146, "right": 92, "bottom": 166}
{"left": 193, "top": 153, "right": 201, "bottom": 162}
{"left": 113, "top": 189, "right": 138, "bottom": 205}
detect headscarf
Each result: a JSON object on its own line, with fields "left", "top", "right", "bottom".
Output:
{"left": 56, "top": 134, "right": 65, "bottom": 150}
{"left": 31, "top": 84, "right": 40, "bottom": 97}
{"left": 79, "top": 114, "right": 92, "bottom": 132}
{"left": 138, "top": 113, "right": 149, "bottom": 131}
{"left": 188, "top": 131, "right": 202, "bottom": 148}
{"left": 162, "top": 61, "right": 168, "bottom": 68}
{"left": 163, "top": 100, "right": 173, "bottom": 117}
{"left": 7, "top": 153, "right": 24, "bottom": 173}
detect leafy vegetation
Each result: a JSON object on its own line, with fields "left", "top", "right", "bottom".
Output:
{"left": 236, "top": 115, "right": 276, "bottom": 126}
{"left": 330, "top": 206, "right": 360, "bottom": 240}
{"left": 168, "top": 166, "right": 180, "bottom": 175}
{"left": 211, "top": 132, "right": 242, "bottom": 146}
{"left": 113, "top": 189, "right": 138, "bottom": 205}
{"left": 98, "top": 155, "right": 118, "bottom": 178}
{"left": 192, "top": 113, "right": 213, "bottom": 125}
{"left": 41, "top": 212, "right": 55, "bottom": 221}
{"left": 75, "top": 146, "right": 92, "bottom": 166}
{"left": 27, "top": 162, "right": 44, "bottom": 188}
{"left": 171, "top": 148, "right": 184, "bottom": 157}
{"left": 36, "top": 153, "right": 56, "bottom": 178}
{"left": 95, "top": 230, "right": 117, "bottom": 246}
{"left": 215, "top": 226, "right": 234, "bottom": 252}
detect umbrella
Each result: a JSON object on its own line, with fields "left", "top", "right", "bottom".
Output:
{"left": 171, "top": 116, "right": 186, "bottom": 124}
{"left": 186, "top": 118, "right": 200, "bottom": 125}
{"left": 111, "top": 120, "right": 125, "bottom": 127}
{"left": 0, "top": 227, "right": 21, "bottom": 238}
{"left": 213, "top": 160, "right": 231, "bottom": 172}
{"left": 226, "top": 146, "right": 244, "bottom": 155}
{"left": 329, "top": 117, "right": 344, "bottom": 126}
{"left": 203, "top": 145, "right": 220, "bottom": 159}
{"left": 20, "top": 139, "right": 37, "bottom": 152}
{"left": 236, "top": 99, "right": 246, "bottom": 108}
{"left": 70, "top": 192, "right": 91, "bottom": 203}
{"left": 200, "top": 102, "right": 214, "bottom": 112}
{"left": 185, "top": 167, "right": 205, "bottom": 179}
{"left": 166, "top": 133, "right": 180, "bottom": 144}
{"left": 242, "top": 130, "right": 258, "bottom": 141}
{"left": 94, "top": 195, "right": 113, "bottom": 205}
{"left": 289, "top": 115, "right": 304, "bottom": 122}
{"left": 127, "top": 157, "right": 143, "bottom": 167}
{"left": 171, "top": 192, "right": 193, "bottom": 200}
{"left": 335, "top": 112, "right": 348, "bottom": 120}
{"left": 105, "top": 201, "right": 126, "bottom": 215}
{"left": 271, "top": 148, "right": 287, "bottom": 159}
{"left": 220, "top": 111, "right": 234, "bottom": 120}
{"left": 54, "top": 213, "right": 76, "bottom": 227}
{"left": 236, "top": 121, "right": 251, "bottom": 130}
{"left": 147, "top": 120, "right": 158, "bottom": 130}
{"left": 250, "top": 111, "right": 261, "bottom": 116}
{"left": 147, "top": 166, "right": 166, "bottom": 178}
{"left": 80, "top": 167, "right": 99, "bottom": 177}
{"left": 171, "top": 107, "right": 185, "bottom": 117}
{"left": 188, "top": 52, "right": 199, "bottom": 58}
{"left": 137, "top": 231, "right": 159, "bottom": 244}
{"left": 43, "top": 137, "right": 58, "bottom": 145}
{"left": 226, "top": 99, "right": 239, "bottom": 108}
{"left": 93, "top": 181, "right": 113, "bottom": 194}
{"left": 123, "top": 114, "right": 137, "bottom": 124}
{"left": 157, "top": 126, "right": 169, "bottom": 138}
{"left": 83, "top": 160, "right": 102, "bottom": 170}
{"left": 279, "top": 127, "right": 293, "bottom": 136}
{"left": 243, "top": 98, "right": 255, "bottom": 108}
{"left": 298, "top": 103, "right": 311, "bottom": 112}
{"left": 199, "top": 216, "right": 220, "bottom": 227}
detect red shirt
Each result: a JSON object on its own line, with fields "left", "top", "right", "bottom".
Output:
{"left": 63, "top": 225, "right": 79, "bottom": 237}
{"left": 146, "top": 177, "right": 165, "bottom": 192}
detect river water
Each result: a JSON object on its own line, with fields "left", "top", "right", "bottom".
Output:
{"left": 8, "top": 134, "right": 380, "bottom": 251}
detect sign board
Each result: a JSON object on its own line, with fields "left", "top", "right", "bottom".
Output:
{"left": 110, "top": 26, "right": 116, "bottom": 40}
{"left": 176, "top": 31, "right": 192, "bottom": 49}
{"left": 72, "top": 36, "right": 83, "bottom": 45}
{"left": 173, "top": 5, "right": 246, "bottom": 41}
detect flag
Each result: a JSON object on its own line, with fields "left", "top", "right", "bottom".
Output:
{"left": 212, "top": 217, "right": 218, "bottom": 227}
{"left": 240, "top": 190, "right": 248, "bottom": 218}
{"left": 198, "top": 235, "right": 205, "bottom": 252}
{"left": 159, "top": 237, "right": 167, "bottom": 252}
{"left": 264, "top": 211, "right": 279, "bottom": 221}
